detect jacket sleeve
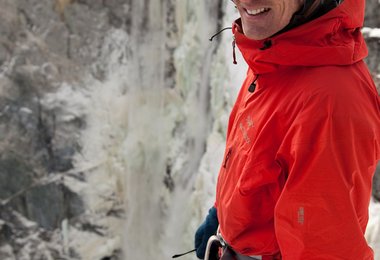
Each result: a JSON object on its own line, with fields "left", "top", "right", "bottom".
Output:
{"left": 274, "top": 90, "right": 379, "bottom": 260}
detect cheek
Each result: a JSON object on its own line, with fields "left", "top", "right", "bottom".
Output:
{"left": 278, "top": 5, "right": 297, "bottom": 24}
{"left": 286, "top": 7, "right": 297, "bottom": 21}
{"left": 288, "top": 1, "right": 303, "bottom": 18}
{"left": 237, "top": 7, "right": 250, "bottom": 23}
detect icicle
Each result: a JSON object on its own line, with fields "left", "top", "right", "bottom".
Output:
{"left": 62, "top": 218, "right": 69, "bottom": 255}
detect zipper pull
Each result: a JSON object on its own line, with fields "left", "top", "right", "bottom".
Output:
{"left": 248, "top": 74, "right": 259, "bottom": 93}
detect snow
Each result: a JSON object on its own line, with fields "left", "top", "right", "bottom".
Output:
{"left": 0, "top": 244, "right": 16, "bottom": 260}
{"left": 41, "top": 82, "right": 90, "bottom": 123}
{"left": 366, "top": 200, "right": 380, "bottom": 259}
{"left": 21, "top": 28, "right": 132, "bottom": 260}
{"left": 65, "top": 220, "right": 122, "bottom": 259}
{"left": 362, "top": 27, "right": 380, "bottom": 38}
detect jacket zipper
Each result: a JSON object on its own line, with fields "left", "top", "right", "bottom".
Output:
{"left": 223, "top": 148, "right": 232, "bottom": 168}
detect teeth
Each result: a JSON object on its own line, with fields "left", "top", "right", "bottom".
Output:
{"left": 246, "top": 8, "right": 268, "bottom": 15}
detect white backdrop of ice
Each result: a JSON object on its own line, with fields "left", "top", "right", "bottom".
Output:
{"left": 367, "top": 199, "right": 380, "bottom": 259}
{"left": 362, "top": 27, "right": 380, "bottom": 38}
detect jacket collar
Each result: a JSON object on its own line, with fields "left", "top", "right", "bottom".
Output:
{"left": 233, "top": 0, "right": 367, "bottom": 74}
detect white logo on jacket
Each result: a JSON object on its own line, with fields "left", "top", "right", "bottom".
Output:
{"left": 239, "top": 115, "right": 254, "bottom": 144}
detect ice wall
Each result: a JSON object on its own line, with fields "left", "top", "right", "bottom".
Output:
{"left": 121, "top": 1, "right": 230, "bottom": 258}
{"left": 77, "top": 0, "right": 241, "bottom": 259}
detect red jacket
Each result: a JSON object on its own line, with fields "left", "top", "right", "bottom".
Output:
{"left": 215, "top": 0, "right": 380, "bottom": 259}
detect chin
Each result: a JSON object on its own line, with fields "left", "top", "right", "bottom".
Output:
{"left": 244, "top": 32, "right": 269, "bottom": 41}
{"left": 242, "top": 27, "right": 272, "bottom": 41}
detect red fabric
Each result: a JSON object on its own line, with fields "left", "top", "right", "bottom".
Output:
{"left": 263, "top": 252, "right": 282, "bottom": 260}
{"left": 215, "top": 0, "right": 380, "bottom": 259}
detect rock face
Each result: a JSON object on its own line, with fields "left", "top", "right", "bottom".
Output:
{"left": 0, "top": 0, "right": 379, "bottom": 260}
{"left": 0, "top": 0, "right": 128, "bottom": 259}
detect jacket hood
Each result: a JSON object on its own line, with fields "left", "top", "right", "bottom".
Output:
{"left": 233, "top": 0, "right": 367, "bottom": 74}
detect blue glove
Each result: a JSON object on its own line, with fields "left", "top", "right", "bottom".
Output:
{"left": 194, "top": 207, "right": 219, "bottom": 259}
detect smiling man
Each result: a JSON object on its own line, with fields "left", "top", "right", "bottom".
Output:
{"left": 194, "top": 0, "right": 380, "bottom": 259}
{"left": 235, "top": 0, "right": 303, "bottom": 40}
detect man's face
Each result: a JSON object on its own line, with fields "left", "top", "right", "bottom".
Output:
{"left": 233, "top": 0, "right": 303, "bottom": 40}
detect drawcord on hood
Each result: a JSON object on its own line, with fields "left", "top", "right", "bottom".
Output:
{"left": 232, "top": 37, "right": 237, "bottom": 65}
{"left": 209, "top": 27, "right": 232, "bottom": 41}
{"left": 209, "top": 26, "right": 264, "bottom": 92}
{"left": 209, "top": 27, "right": 238, "bottom": 65}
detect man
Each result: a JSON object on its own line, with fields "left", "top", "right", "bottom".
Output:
{"left": 195, "top": 0, "right": 380, "bottom": 259}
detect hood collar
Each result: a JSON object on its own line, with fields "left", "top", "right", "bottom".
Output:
{"left": 233, "top": 0, "right": 367, "bottom": 74}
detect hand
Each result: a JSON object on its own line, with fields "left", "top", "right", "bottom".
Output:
{"left": 194, "top": 207, "right": 219, "bottom": 259}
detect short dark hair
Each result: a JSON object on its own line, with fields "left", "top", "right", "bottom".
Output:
{"left": 302, "top": 0, "right": 341, "bottom": 20}
{"left": 277, "top": 0, "right": 341, "bottom": 35}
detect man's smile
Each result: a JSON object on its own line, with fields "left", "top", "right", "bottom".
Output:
{"left": 245, "top": 7, "right": 270, "bottom": 16}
